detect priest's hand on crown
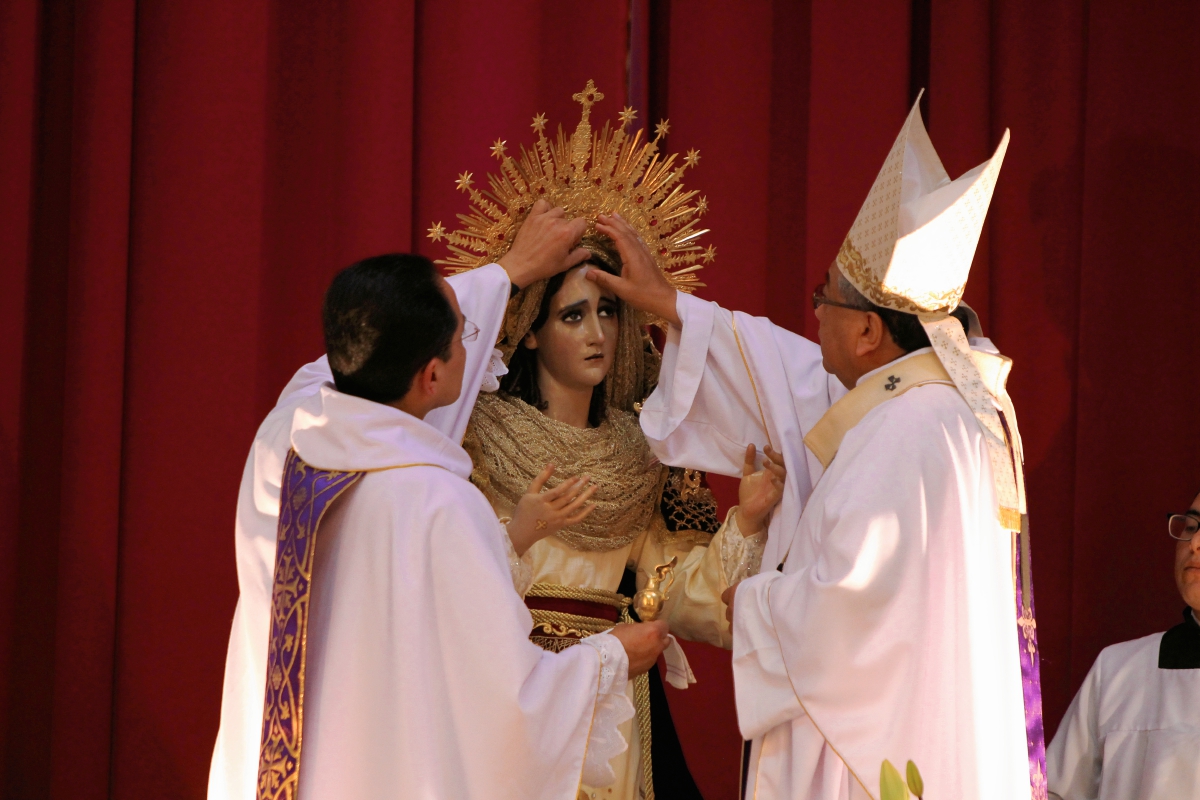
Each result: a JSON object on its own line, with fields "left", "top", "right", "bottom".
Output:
{"left": 589, "top": 212, "right": 681, "bottom": 327}
{"left": 735, "top": 444, "right": 786, "bottom": 536}
{"left": 498, "top": 199, "right": 591, "bottom": 289}
{"left": 610, "top": 620, "right": 670, "bottom": 676}
{"left": 505, "top": 464, "right": 597, "bottom": 556}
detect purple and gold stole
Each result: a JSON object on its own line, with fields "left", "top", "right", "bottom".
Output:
{"left": 256, "top": 450, "right": 364, "bottom": 800}
{"left": 1015, "top": 517, "right": 1048, "bottom": 800}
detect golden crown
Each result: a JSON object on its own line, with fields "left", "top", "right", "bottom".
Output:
{"left": 427, "top": 80, "right": 714, "bottom": 291}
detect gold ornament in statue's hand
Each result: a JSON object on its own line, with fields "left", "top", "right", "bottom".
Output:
{"left": 632, "top": 556, "right": 678, "bottom": 622}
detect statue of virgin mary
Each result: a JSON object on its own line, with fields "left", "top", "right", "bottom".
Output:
{"left": 431, "top": 83, "right": 775, "bottom": 799}
{"left": 463, "top": 236, "right": 769, "bottom": 800}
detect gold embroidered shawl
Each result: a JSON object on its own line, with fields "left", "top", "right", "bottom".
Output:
{"left": 465, "top": 393, "right": 667, "bottom": 552}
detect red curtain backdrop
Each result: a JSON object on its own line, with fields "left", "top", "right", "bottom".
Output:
{"left": 1, "top": 2, "right": 1197, "bottom": 798}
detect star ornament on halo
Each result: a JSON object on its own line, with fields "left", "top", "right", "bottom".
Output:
{"left": 428, "top": 81, "right": 716, "bottom": 296}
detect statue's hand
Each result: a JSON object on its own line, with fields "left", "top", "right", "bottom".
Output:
{"left": 506, "top": 464, "right": 596, "bottom": 556}
{"left": 735, "top": 444, "right": 785, "bottom": 536}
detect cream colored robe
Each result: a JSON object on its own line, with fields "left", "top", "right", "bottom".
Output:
{"left": 489, "top": 472, "right": 755, "bottom": 799}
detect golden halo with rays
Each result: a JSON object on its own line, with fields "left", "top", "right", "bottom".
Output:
{"left": 427, "top": 79, "right": 713, "bottom": 292}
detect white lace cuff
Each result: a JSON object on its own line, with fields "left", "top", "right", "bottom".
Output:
{"left": 579, "top": 633, "right": 634, "bottom": 787}
{"left": 719, "top": 506, "right": 766, "bottom": 586}
{"left": 502, "top": 524, "right": 534, "bottom": 597}
{"left": 479, "top": 347, "right": 509, "bottom": 393}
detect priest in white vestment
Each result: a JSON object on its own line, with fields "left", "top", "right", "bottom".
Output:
{"left": 271, "top": 251, "right": 668, "bottom": 798}
{"left": 208, "top": 204, "right": 666, "bottom": 799}
{"left": 1047, "top": 487, "right": 1200, "bottom": 799}
{"left": 588, "top": 96, "right": 1041, "bottom": 800}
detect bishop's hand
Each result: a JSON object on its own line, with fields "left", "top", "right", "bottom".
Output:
{"left": 735, "top": 444, "right": 786, "bottom": 536}
{"left": 610, "top": 620, "right": 670, "bottom": 676}
{"left": 506, "top": 464, "right": 597, "bottom": 556}
{"left": 498, "top": 199, "right": 592, "bottom": 289}
{"left": 589, "top": 212, "right": 682, "bottom": 327}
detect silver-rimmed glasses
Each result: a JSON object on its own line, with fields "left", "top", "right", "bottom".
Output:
{"left": 1168, "top": 513, "right": 1199, "bottom": 542}
{"left": 461, "top": 319, "right": 480, "bottom": 343}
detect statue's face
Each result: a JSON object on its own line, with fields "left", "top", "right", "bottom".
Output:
{"left": 524, "top": 265, "right": 619, "bottom": 391}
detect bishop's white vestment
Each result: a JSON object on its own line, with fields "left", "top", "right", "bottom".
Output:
{"left": 641, "top": 293, "right": 1031, "bottom": 800}
{"left": 1047, "top": 609, "right": 1200, "bottom": 799}
{"left": 208, "top": 265, "right": 518, "bottom": 799}
{"left": 277, "top": 384, "right": 631, "bottom": 799}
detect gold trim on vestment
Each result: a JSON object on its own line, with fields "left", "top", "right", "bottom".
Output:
{"left": 259, "top": 457, "right": 446, "bottom": 800}
{"left": 729, "top": 314, "right": 773, "bottom": 451}
{"left": 786, "top": 349, "right": 1033, "bottom": 798}
{"left": 760, "top": 579, "right": 875, "bottom": 800}
{"left": 802, "top": 351, "right": 954, "bottom": 468}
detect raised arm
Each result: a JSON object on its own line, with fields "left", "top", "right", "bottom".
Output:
{"left": 588, "top": 212, "right": 841, "bottom": 480}
{"left": 428, "top": 200, "right": 592, "bottom": 441}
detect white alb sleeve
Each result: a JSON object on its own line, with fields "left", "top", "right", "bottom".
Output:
{"left": 502, "top": 528, "right": 534, "bottom": 597}
{"left": 578, "top": 633, "right": 635, "bottom": 787}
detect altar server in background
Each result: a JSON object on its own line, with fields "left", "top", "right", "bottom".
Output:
{"left": 589, "top": 96, "right": 1044, "bottom": 800}
{"left": 1047, "top": 485, "right": 1200, "bottom": 799}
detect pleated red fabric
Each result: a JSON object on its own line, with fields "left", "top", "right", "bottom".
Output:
{"left": 1, "top": 2, "right": 1196, "bottom": 798}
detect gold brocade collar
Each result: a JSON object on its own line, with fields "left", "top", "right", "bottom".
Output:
{"left": 464, "top": 393, "right": 667, "bottom": 552}
{"left": 803, "top": 351, "right": 954, "bottom": 468}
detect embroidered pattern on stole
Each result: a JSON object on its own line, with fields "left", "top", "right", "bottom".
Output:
{"left": 1015, "top": 520, "right": 1048, "bottom": 800}
{"left": 257, "top": 450, "right": 364, "bottom": 800}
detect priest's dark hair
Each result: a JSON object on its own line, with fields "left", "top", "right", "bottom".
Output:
{"left": 836, "top": 271, "right": 971, "bottom": 353}
{"left": 501, "top": 247, "right": 621, "bottom": 428}
{"left": 322, "top": 253, "right": 457, "bottom": 404}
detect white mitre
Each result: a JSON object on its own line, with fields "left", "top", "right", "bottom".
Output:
{"left": 835, "top": 91, "right": 1008, "bottom": 314}
{"left": 837, "top": 95, "right": 1025, "bottom": 532}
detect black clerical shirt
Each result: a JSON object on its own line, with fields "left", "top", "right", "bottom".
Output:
{"left": 1157, "top": 606, "right": 1200, "bottom": 669}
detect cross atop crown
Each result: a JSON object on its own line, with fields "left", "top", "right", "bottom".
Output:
{"left": 572, "top": 80, "right": 604, "bottom": 121}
